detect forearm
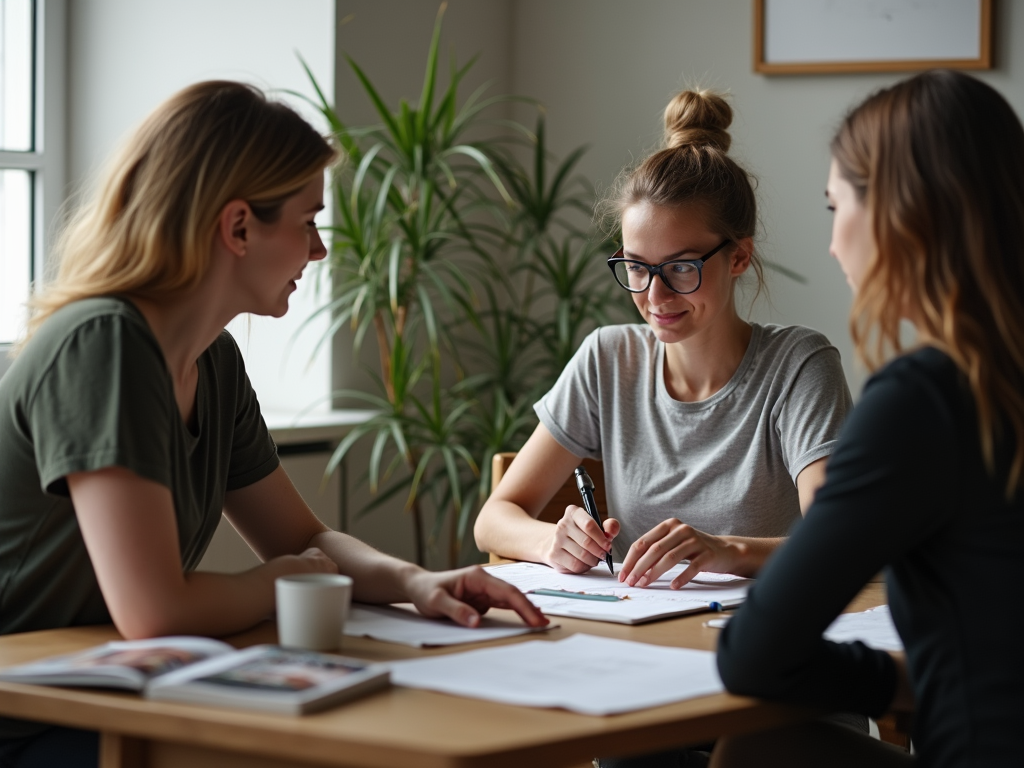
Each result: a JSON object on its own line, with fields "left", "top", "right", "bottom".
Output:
{"left": 307, "top": 529, "right": 426, "bottom": 604}
{"left": 719, "top": 535, "right": 786, "bottom": 577}
{"left": 473, "top": 500, "right": 556, "bottom": 563}
{"left": 119, "top": 557, "right": 308, "bottom": 639}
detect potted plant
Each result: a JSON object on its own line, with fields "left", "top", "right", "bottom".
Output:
{"left": 300, "top": 7, "right": 632, "bottom": 567}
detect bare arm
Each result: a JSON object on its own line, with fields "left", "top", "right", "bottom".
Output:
{"left": 619, "top": 457, "right": 831, "bottom": 588}
{"left": 72, "top": 465, "right": 544, "bottom": 638}
{"left": 69, "top": 466, "right": 336, "bottom": 640}
{"left": 223, "top": 466, "right": 548, "bottom": 628}
{"left": 473, "top": 423, "right": 620, "bottom": 572}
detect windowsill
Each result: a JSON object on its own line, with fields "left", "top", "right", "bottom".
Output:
{"left": 262, "top": 408, "right": 376, "bottom": 446}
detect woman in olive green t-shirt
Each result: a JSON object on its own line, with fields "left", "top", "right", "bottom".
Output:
{"left": 0, "top": 81, "right": 545, "bottom": 765}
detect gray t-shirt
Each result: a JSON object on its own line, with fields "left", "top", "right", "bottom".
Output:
{"left": 535, "top": 323, "right": 852, "bottom": 558}
{"left": 0, "top": 298, "right": 279, "bottom": 638}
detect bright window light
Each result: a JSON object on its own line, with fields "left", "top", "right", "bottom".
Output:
{"left": 1, "top": 0, "right": 33, "bottom": 152}
{"left": 0, "top": 169, "right": 31, "bottom": 343}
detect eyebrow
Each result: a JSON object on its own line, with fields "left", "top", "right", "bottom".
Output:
{"left": 622, "top": 246, "right": 703, "bottom": 261}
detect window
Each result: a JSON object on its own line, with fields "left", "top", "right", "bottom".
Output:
{"left": 0, "top": 0, "right": 64, "bottom": 375}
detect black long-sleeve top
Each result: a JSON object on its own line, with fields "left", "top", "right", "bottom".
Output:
{"left": 717, "top": 347, "right": 1024, "bottom": 768}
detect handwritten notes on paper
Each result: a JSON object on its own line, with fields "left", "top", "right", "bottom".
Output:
{"left": 489, "top": 562, "right": 751, "bottom": 624}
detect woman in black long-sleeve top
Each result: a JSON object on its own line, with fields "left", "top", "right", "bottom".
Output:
{"left": 713, "top": 70, "right": 1024, "bottom": 768}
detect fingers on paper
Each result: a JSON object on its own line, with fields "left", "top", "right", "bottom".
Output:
{"left": 620, "top": 520, "right": 696, "bottom": 587}
{"left": 462, "top": 567, "right": 549, "bottom": 627}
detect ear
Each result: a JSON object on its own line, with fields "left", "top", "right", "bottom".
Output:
{"left": 729, "top": 237, "right": 753, "bottom": 278}
{"left": 216, "top": 200, "right": 252, "bottom": 258}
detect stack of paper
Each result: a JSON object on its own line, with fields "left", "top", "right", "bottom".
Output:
{"left": 390, "top": 633, "right": 723, "bottom": 715}
{"left": 489, "top": 562, "right": 751, "bottom": 624}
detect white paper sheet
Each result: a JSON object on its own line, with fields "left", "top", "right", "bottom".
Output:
{"left": 705, "top": 605, "right": 904, "bottom": 652}
{"left": 488, "top": 562, "right": 751, "bottom": 624}
{"left": 343, "top": 604, "right": 551, "bottom": 647}
{"left": 824, "top": 605, "right": 903, "bottom": 651}
{"left": 390, "top": 633, "right": 724, "bottom": 715}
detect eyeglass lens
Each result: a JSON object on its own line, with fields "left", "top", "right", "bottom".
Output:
{"left": 612, "top": 260, "right": 701, "bottom": 294}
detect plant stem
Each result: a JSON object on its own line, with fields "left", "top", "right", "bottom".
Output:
{"left": 448, "top": 501, "right": 459, "bottom": 569}
{"left": 373, "top": 311, "right": 396, "bottom": 404}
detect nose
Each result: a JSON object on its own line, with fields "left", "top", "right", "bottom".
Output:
{"left": 645, "top": 270, "right": 677, "bottom": 305}
{"left": 310, "top": 227, "right": 328, "bottom": 262}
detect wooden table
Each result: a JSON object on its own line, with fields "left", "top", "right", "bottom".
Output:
{"left": 0, "top": 584, "right": 886, "bottom": 768}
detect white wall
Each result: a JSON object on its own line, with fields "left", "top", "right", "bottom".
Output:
{"left": 67, "top": 0, "right": 336, "bottom": 412}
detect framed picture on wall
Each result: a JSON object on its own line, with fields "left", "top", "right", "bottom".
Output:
{"left": 754, "top": 0, "right": 993, "bottom": 75}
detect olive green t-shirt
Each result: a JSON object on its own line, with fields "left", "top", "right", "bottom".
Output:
{"left": 0, "top": 297, "right": 279, "bottom": 639}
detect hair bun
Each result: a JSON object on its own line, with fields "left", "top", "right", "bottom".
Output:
{"left": 663, "top": 89, "right": 733, "bottom": 152}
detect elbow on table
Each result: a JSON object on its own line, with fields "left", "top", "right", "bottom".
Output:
{"left": 473, "top": 502, "right": 497, "bottom": 554}
{"left": 109, "top": 603, "right": 185, "bottom": 641}
{"left": 716, "top": 633, "right": 793, "bottom": 700}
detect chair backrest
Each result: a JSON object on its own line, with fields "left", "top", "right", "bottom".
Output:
{"left": 488, "top": 452, "right": 607, "bottom": 563}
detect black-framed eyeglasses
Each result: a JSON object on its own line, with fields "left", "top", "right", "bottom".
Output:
{"left": 607, "top": 239, "right": 732, "bottom": 295}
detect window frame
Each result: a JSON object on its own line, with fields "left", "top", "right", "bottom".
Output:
{"left": 0, "top": 0, "right": 64, "bottom": 375}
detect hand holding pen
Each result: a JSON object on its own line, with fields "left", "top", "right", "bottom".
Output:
{"left": 543, "top": 466, "right": 620, "bottom": 574}
{"left": 575, "top": 467, "right": 614, "bottom": 575}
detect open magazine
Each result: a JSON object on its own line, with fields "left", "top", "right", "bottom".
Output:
{"left": 0, "top": 636, "right": 390, "bottom": 714}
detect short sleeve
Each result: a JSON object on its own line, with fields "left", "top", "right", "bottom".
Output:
{"left": 212, "top": 332, "right": 279, "bottom": 490}
{"left": 775, "top": 344, "right": 853, "bottom": 481}
{"left": 534, "top": 329, "right": 603, "bottom": 459}
{"left": 28, "top": 313, "right": 175, "bottom": 495}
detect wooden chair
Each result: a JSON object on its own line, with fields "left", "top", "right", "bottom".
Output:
{"left": 487, "top": 452, "right": 606, "bottom": 564}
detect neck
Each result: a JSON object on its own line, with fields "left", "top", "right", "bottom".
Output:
{"left": 662, "top": 310, "right": 752, "bottom": 402}
{"left": 129, "top": 274, "right": 238, "bottom": 388}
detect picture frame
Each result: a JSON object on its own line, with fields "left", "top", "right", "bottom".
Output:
{"left": 753, "top": 0, "right": 993, "bottom": 75}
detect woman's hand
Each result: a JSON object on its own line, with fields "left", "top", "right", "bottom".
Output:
{"left": 272, "top": 547, "right": 339, "bottom": 575}
{"left": 402, "top": 566, "right": 549, "bottom": 629}
{"left": 618, "top": 519, "right": 746, "bottom": 588}
{"left": 544, "top": 506, "right": 620, "bottom": 574}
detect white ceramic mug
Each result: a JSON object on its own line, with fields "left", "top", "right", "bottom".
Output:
{"left": 275, "top": 573, "right": 353, "bottom": 651}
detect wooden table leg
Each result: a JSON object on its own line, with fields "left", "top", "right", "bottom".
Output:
{"left": 100, "top": 733, "right": 147, "bottom": 768}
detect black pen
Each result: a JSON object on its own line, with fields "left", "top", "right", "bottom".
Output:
{"left": 574, "top": 466, "right": 614, "bottom": 575}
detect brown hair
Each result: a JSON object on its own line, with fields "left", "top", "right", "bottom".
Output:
{"left": 832, "top": 69, "right": 1024, "bottom": 494}
{"left": 24, "top": 80, "right": 337, "bottom": 344}
{"left": 599, "top": 89, "right": 764, "bottom": 299}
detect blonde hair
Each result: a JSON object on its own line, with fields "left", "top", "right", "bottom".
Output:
{"left": 24, "top": 80, "right": 337, "bottom": 344}
{"left": 832, "top": 70, "right": 1024, "bottom": 495}
{"left": 598, "top": 89, "right": 765, "bottom": 299}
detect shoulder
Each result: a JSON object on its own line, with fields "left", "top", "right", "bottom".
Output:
{"left": 756, "top": 323, "right": 839, "bottom": 363}
{"left": 17, "top": 298, "right": 162, "bottom": 384}
{"left": 863, "top": 347, "right": 965, "bottom": 416}
{"left": 586, "top": 323, "right": 656, "bottom": 356}
{"left": 204, "top": 329, "right": 245, "bottom": 368}
{"left": 752, "top": 323, "right": 846, "bottom": 389}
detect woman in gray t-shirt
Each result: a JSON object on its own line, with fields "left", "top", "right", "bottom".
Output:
{"left": 475, "top": 89, "right": 852, "bottom": 591}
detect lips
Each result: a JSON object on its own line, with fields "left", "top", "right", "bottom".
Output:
{"left": 650, "top": 310, "right": 687, "bottom": 326}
